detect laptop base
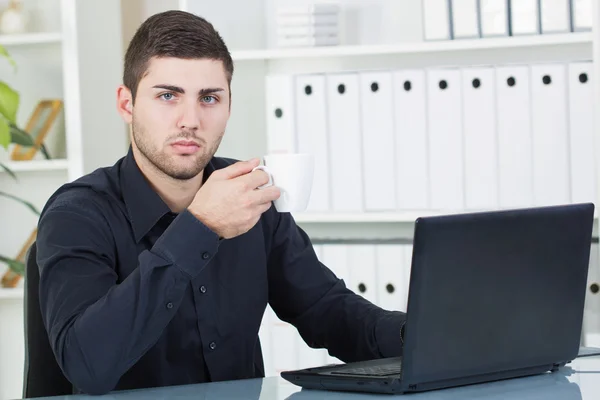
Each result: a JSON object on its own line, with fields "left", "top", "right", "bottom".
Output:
{"left": 281, "top": 357, "right": 567, "bottom": 395}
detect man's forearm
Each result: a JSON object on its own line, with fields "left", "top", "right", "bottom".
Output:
{"left": 289, "top": 280, "right": 406, "bottom": 363}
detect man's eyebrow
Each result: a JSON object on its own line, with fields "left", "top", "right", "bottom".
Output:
{"left": 199, "top": 87, "right": 225, "bottom": 96}
{"left": 151, "top": 85, "right": 225, "bottom": 96}
{"left": 152, "top": 84, "right": 184, "bottom": 94}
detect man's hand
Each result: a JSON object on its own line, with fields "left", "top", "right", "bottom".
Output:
{"left": 188, "top": 158, "right": 281, "bottom": 239}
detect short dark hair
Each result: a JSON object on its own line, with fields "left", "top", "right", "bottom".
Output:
{"left": 123, "top": 10, "right": 234, "bottom": 102}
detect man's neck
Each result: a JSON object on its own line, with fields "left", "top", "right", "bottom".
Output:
{"left": 133, "top": 148, "right": 203, "bottom": 213}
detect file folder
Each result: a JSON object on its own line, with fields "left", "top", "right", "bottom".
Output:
{"left": 295, "top": 74, "right": 330, "bottom": 212}
{"left": 530, "top": 64, "right": 571, "bottom": 206}
{"left": 426, "top": 68, "right": 465, "bottom": 210}
{"left": 540, "top": 0, "right": 572, "bottom": 33}
{"left": 320, "top": 244, "right": 348, "bottom": 365}
{"left": 572, "top": 0, "right": 593, "bottom": 31}
{"left": 296, "top": 337, "right": 327, "bottom": 370}
{"left": 495, "top": 66, "right": 534, "bottom": 208}
{"left": 259, "top": 307, "right": 274, "bottom": 376}
{"left": 272, "top": 322, "right": 298, "bottom": 373}
{"left": 359, "top": 72, "right": 397, "bottom": 211}
{"left": 479, "top": 0, "right": 509, "bottom": 37}
{"left": 583, "top": 243, "right": 600, "bottom": 347}
{"left": 376, "top": 245, "right": 409, "bottom": 313}
{"left": 392, "top": 69, "right": 429, "bottom": 210}
{"left": 509, "top": 0, "right": 540, "bottom": 35}
{"left": 265, "top": 75, "right": 296, "bottom": 154}
{"left": 451, "top": 0, "right": 481, "bottom": 39}
{"left": 347, "top": 245, "right": 378, "bottom": 305}
{"left": 326, "top": 73, "right": 364, "bottom": 212}
{"left": 568, "top": 62, "right": 596, "bottom": 205}
{"left": 462, "top": 67, "right": 499, "bottom": 210}
{"left": 422, "top": 0, "right": 452, "bottom": 40}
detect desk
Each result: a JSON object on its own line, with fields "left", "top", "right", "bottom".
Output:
{"left": 23, "top": 356, "right": 600, "bottom": 399}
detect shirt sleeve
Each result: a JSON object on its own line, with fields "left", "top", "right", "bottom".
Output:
{"left": 264, "top": 210, "right": 406, "bottom": 363}
{"left": 36, "top": 193, "right": 220, "bottom": 395}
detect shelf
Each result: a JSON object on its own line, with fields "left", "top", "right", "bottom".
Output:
{"left": 231, "top": 32, "right": 592, "bottom": 61}
{"left": 0, "top": 32, "right": 62, "bottom": 46}
{"left": 1, "top": 159, "right": 69, "bottom": 173}
{"left": 294, "top": 211, "right": 428, "bottom": 223}
{"left": 0, "top": 288, "right": 23, "bottom": 300}
{"left": 293, "top": 208, "right": 600, "bottom": 224}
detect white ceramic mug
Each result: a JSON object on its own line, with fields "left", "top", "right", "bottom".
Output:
{"left": 252, "top": 153, "right": 315, "bottom": 212}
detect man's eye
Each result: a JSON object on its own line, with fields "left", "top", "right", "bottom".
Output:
{"left": 160, "top": 93, "right": 174, "bottom": 101}
{"left": 202, "top": 96, "right": 216, "bottom": 103}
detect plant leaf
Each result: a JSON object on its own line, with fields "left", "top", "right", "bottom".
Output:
{"left": 0, "top": 161, "right": 17, "bottom": 181}
{"left": 0, "top": 117, "right": 9, "bottom": 148}
{"left": 0, "top": 254, "right": 24, "bottom": 275}
{"left": 0, "top": 190, "right": 40, "bottom": 216}
{"left": 0, "top": 81, "right": 19, "bottom": 124}
{"left": 9, "top": 124, "right": 34, "bottom": 146}
{"left": 0, "top": 44, "right": 16, "bottom": 69}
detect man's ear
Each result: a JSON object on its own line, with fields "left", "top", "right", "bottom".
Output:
{"left": 116, "top": 85, "right": 134, "bottom": 124}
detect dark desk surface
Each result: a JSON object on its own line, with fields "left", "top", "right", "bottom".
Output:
{"left": 25, "top": 355, "right": 600, "bottom": 399}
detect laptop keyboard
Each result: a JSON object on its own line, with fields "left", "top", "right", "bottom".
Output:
{"left": 329, "top": 363, "right": 402, "bottom": 377}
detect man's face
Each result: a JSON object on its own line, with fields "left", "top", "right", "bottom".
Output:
{"left": 127, "top": 57, "right": 230, "bottom": 180}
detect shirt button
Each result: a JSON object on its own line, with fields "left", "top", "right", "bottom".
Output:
{"left": 202, "top": 252, "right": 210, "bottom": 260}
{"left": 209, "top": 341, "right": 217, "bottom": 350}
{"left": 166, "top": 302, "right": 173, "bottom": 309}
{"left": 200, "top": 286, "right": 207, "bottom": 293}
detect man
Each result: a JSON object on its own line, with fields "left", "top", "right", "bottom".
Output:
{"left": 35, "top": 10, "right": 406, "bottom": 396}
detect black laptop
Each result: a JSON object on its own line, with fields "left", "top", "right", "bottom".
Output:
{"left": 281, "top": 203, "right": 595, "bottom": 394}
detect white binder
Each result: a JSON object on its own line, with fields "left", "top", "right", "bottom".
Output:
{"left": 479, "top": 0, "right": 509, "bottom": 37}
{"left": 451, "top": 0, "right": 480, "bottom": 38}
{"left": 572, "top": 0, "right": 593, "bottom": 31}
{"left": 461, "top": 67, "right": 499, "bottom": 210}
{"left": 583, "top": 244, "right": 600, "bottom": 347}
{"left": 272, "top": 322, "right": 298, "bottom": 373}
{"left": 509, "top": 0, "right": 540, "bottom": 35}
{"left": 259, "top": 307, "right": 274, "bottom": 376}
{"left": 326, "top": 73, "right": 364, "bottom": 212}
{"left": 296, "top": 336, "right": 327, "bottom": 370}
{"left": 426, "top": 68, "right": 465, "bottom": 210}
{"left": 359, "top": 72, "right": 397, "bottom": 211}
{"left": 422, "top": 0, "right": 452, "bottom": 40}
{"left": 495, "top": 66, "right": 534, "bottom": 208}
{"left": 568, "top": 62, "right": 596, "bottom": 205}
{"left": 539, "top": 0, "right": 572, "bottom": 33}
{"left": 295, "top": 74, "right": 330, "bottom": 212}
{"left": 319, "top": 244, "right": 348, "bottom": 365}
{"left": 375, "top": 244, "right": 409, "bottom": 312}
{"left": 530, "top": 64, "right": 571, "bottom": 206}
{"left": 265, "top": 75, "right": 296, "bottom": 154}
{"left": 392, "top": 69, "right": 429, "bottom": 210}
{"left": 347, "top": 245, "right": 378, "bottom": 305}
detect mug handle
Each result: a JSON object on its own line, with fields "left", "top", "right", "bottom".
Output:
{"left": 252, "top": 165, "right": 273, "bottom": 189}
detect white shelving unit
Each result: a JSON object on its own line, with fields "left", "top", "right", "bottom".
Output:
{"left": 0, "top": 32, "right": 62, "bottom": 46}
{"left": 0, "top": 1, "right": 128, "bottom": 399}
{"left": 231, "top": 32, "right": 593, "bottom": 61}
{"left": 0, "top": 0, "right": 598, "bottom": 396}
{"left": 1, "top": 159, "right": 69, "bottom": 173}
{"left": 0, "top": 288, "right": 24, "bottom": 301}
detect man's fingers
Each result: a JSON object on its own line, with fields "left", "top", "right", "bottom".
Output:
{"left": 215, "top": 158, "right": 260, "bottom": 180}
{"left": 238, "top": 169, "right": 271, "bottom": 190}
{"left": 255, "top": 186, "right": 281, "bottom": 204}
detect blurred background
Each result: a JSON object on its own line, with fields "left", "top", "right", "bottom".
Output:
{"left": 0, "top": 1, "right": 599, "bottom": 399}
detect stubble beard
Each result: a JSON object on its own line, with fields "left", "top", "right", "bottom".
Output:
{"left": 131, "top": 116, "right": 223, "bottom": 181}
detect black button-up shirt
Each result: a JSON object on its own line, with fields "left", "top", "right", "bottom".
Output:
{"left": 36, "top": 148, "right": 406, "bottom": 395}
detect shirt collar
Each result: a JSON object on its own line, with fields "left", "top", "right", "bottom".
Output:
{"left": 120, "top": 146, "right": 217, "bottom": 243}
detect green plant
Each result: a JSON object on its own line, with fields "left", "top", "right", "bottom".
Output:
{"left": 0, "top": 44, "right": 41, "bottom": 276}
